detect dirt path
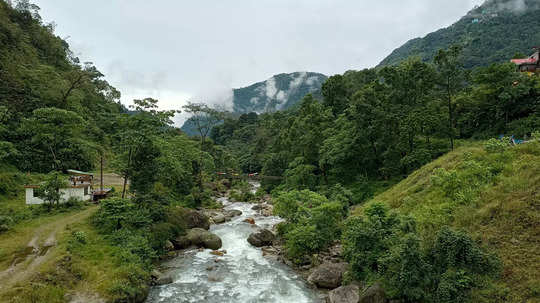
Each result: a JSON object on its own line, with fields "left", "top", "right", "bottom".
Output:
{"left": 0, "top": 206, "right": 97, "bottom": 291}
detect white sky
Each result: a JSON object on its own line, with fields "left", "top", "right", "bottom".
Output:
{"left": 32, "top": 0, "right": 484, "bottom": 124}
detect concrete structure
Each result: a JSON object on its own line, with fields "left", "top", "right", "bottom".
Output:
{"left": 25, "top": 170, "right": 94, "bottom": 205}
{"left": 25, "top": 184, "right": 93, "bottom": 205}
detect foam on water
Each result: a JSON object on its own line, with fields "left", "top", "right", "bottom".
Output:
{"left": 145, "top": 182, "right": 321, "bottom": 303}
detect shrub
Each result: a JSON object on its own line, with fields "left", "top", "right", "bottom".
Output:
{"left": 484, "top": 138, "right": 509, "bottom": 153}
{"left": 93, "top": 198, "right": 151, "bottom": 233}
{"left": 284, "top": 224, "right": 323, "bottom": 264}
{"left": 0, "top": 215, "right": 13, "bottom": 233}
{"left": 342, "top": 203, "right": 400, "bottom": 279}
{"left": 273, "top": 189, "right": 328, "bottom": 222}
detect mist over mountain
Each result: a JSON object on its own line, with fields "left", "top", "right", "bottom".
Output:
{"left": 379, "top": 0, "right": 540, "bottom": 68}
{"left": 180, "top": 72, "right": 327, "bottom": 135}
{"left": 231, "top": 72, "right": 327, "bottom": 113}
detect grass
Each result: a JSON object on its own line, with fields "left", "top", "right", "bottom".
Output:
{"left": 0, "top": 177, "right": 141, "bottom": 303}
{"left": 354, "top": 141, "right": 540, "bottom": 302}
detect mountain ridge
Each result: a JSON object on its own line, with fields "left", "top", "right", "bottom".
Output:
{"left": 378, "top": 0, "right": 540, "bottom": 68}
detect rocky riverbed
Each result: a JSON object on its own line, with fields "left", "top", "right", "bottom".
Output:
{"left": 145, "top": 183, "right": 323, "bottom": 303}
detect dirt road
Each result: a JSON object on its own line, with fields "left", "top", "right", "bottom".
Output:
{"left": 0, "top": 206, "right": 97, "bottom": 291}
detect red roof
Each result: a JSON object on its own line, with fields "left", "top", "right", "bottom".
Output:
{"left": 511, "top": 58, "right": 538, "bottom": 65}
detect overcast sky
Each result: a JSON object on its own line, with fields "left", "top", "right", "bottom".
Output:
{"left": 33, "top": 0, "right": 484, "bottom": 123}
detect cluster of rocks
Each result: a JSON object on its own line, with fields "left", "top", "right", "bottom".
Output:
{"left": 249, "top": 237, "right": 390, "bottom": 303}
{"left": 251, "top": 203, "right": 273, "bottom": 217}
{"left": 307, "top": 261, "right": 389, "bottom": 303}
{"left": 205, "top": 209, "right": 243, "bottom": 224}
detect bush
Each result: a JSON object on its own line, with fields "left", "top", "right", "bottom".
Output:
{"left": 342, "top": 206, "right": 500, "bottom": 303}
{"left": 0, "top": 215, "right": 13, "bottom": 233}
{"left": 484, "top": 138, "right": 509, "bottom": 153}
{"left": 93, "top": 198, "right": 151, "bottom": 233}
{"left": 284, "top": 224, "right": 323, "bottom": 264}
{"left": 0, "top": 172, "right": 25, "bottom": 197}
{"left": 273, "top": 189, "right": 328, "bottom": 222}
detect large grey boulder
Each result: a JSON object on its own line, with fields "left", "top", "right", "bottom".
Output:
{"left": 156, "top": 275, "right": 173, "bottom": 285}
{"left": 172, "top": 235, "right": 191, "bottom": 249}
{"left": 329, "top": 285, "right": 360, "bottom": 303}
{"left": 247, "top": 229, "right": 275, "bottom": 247}
{"left": 213, "top": 214, "right": 226, "bottom": 224}
{"left": 225, "top": 209, "right": 242, "bottom": 219}
{"left": 184, "top": 209, "right": 210, "bottom": 230}
{"left": 186, "top": 228, "right": 222, "bottom": 250}
{"left": 307, "top": 262, "right": 348, "bottom": 289}
{"left": 201, "top": 232, "right": 222, "bottom": 250}
{"left": 359, "top": 283, "right": 387, "bottom": 303}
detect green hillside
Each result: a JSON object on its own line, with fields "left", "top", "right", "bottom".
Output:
{"left": 356, "top": 140, "right": 540, "bottom": 302}
{"left": 379, "top": 0, "right": 540, "bottom": 68}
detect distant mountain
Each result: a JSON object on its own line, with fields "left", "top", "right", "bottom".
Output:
{"left": 379, "top": 0, "right": 540, "bottom": 68}
{"left": 181, "top": 72, "right": 327, "bottom": 135}
{"left": 232, "top": 72, "right": 327, "bottom": 113}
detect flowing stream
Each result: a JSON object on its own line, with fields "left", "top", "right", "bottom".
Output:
{"left": 145, "top": 182, "right": 321, "bottom": 303}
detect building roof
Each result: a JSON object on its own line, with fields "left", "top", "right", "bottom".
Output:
{"left": 25, "top": 182, "right": 91, "bottom": 189}
{"left": 511, "top": 58, "right": 538, "bottom": 65}
{"left": 67, "top": 169, "right": 93, "bottom": 176}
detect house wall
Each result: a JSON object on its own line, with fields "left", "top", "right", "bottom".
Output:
{"left": 25, "top": 186, "right": 92, "bottom": 205}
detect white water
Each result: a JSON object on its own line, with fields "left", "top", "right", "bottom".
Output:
{"left": 146, "top": 183, "right": 321, "bottom": 303}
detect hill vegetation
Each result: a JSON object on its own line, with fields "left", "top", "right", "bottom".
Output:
{"left": 379, "top": 0, "right": 540, "bottom": 68}
{"left": 211, "top": 43, "right": 539, "bottom": 302}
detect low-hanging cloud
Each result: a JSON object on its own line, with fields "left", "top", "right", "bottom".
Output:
{"left": 33, "top": 0, "right": 487, "bottom": 122}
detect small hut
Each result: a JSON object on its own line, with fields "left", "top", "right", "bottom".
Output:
{"left": 511, "top": 48, "right": 540, "bottom": 73}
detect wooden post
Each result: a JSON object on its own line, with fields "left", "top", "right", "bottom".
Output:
{"left": 100, "top": 154, "right": 104, "bottom": 192}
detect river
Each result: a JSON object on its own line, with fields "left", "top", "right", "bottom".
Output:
{"left": 145, "top": 182, "right": 322, "bottom": 303}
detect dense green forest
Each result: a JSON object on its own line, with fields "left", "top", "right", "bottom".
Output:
{"left": 0, "top": 0, "right": 539, "bottom": 302}
{"left": 379, "top": 0, "right": 540, "bottom": 68}
{"left": 210, "top": 46, "right": 540, "bottom": 302}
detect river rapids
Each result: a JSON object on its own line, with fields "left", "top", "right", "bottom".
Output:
{"left": 145, "top": 182, "right": 321, "bottom": 303}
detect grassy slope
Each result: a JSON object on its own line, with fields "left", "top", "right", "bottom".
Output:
{"left": 355, "top": 142, "right": 540, "bottom": 302}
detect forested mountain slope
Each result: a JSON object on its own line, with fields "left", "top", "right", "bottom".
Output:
{"left": 232, "top": 72, "right": 327, "bottom": 113}
{"left": 0, "top": 0, "right": 123, "bottom": 172}
{"left": 379, "top": 0, "right": 540, "bottom": 68}
{"left": 180, "top": 72, "right": 326, "bottom": 135}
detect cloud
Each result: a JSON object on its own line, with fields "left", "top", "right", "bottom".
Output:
{"left": 33, "top": 0, "right": 486, "bottom": 119}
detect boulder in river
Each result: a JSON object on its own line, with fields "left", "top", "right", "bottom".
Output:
{"left": 164, "top": 240, "right": 175, "bottom": 251}
{"left": 213, "top": 214, "right": 226, "bottom": 224}
{"left": 307, "top": 262, "right": 348, "bottom": 289}
{"left": 225, "top": 209, "right": 242, "bottom": 218}
{"left": 359, "top": 282, "right": 387, "bottom": 303}
{"left": 329, "top": 285, "right": 360, "bottom": 303}
{"left": 243, "top": 217, "right": 255, "bottom": 224}
{"left": 247, "top": 229, "right": 275, "bottom": 247}
{"left": 156, "top": 275, "right": 173, "bottom": 285}
{"left": 186, "top": 228, "right": 223, "bottom": 250}
{"left": 184, "top": 209, "right": 210, "bottom": 230}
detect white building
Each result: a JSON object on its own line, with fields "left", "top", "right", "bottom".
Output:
{"left": 25, "top": 170, "right": 94, "bottom": 205}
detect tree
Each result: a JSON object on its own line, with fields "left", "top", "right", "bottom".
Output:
{"left": 182, "top": 102, "right": 223, "bottom": 194}
{"left": 435, "top": 45, "right": 466, "bottom": 150}
{"left": 37, "top": 172, "right": 68, "bottom": 209}
{"left": 21, "top": 107, "right": 86, "bottom": 172}
{"left": 115, "top": 98, "right": 177, "bottom": 198}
